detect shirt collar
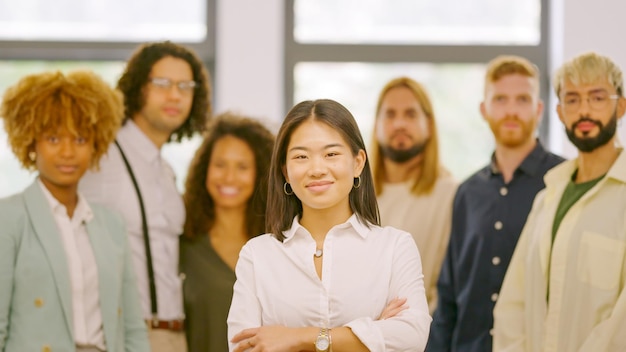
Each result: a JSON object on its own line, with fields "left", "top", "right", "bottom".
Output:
{"left": 545, "top": 148, "right": 626, "bottom": 186}
{"left": 38, "top": 178, "right": 94, "bottom": 224}
{"left": 282, "top": 213, "right": 371, "bottom": 243}
{"left": 117, "top": 120, "right": 162, "bottom": 164}
{"left": 489, "top": 139, "right": 548, "bottom": 178}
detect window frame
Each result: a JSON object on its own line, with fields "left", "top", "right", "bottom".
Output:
{"left": 284, "top": 0, "right": 552, "bottom": 142}
{"left": 0, "top": 0, "right": 216, "bottom": 63}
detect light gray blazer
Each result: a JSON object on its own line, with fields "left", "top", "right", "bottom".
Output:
{"left": 0, "top": 181, "right": 149, "bottom": 352}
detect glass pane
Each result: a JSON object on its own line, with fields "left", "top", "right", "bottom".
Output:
{"left": 294, "top": 0, "right": 540, "bottom": 45}
{"left": 0, "top": 60, "right": 198, "bottom": 198}
{"left": 294, "top": 62, "right": 493, "bottom": 181}
{"left": 0, "top": 0, "right": 206, "bottom": 42}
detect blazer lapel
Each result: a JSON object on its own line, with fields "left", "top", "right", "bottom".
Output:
{"left": 87, "top": 213, "right": 118, "bottom": 349}
{"left": 23, "top": 181, "right": 74, "bottom": 336}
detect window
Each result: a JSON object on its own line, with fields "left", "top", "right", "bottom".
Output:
{"left": 287, "top": 0, "right": 550, "bottom": 180}
{"left": 0, "top": 0, "right": 215, "bottom": 198}
{"left": 0, "top": 0, "right": 207, "bottom": 42}
{"left": 295, "top": 0, "right": 540, "bottom": 45}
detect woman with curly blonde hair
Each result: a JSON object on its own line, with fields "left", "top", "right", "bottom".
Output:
{"left": 0, "top": 70, "right": 149, "bottom": 352}
{"left": 180, "top": 112, "right": 274, "bottom": 352}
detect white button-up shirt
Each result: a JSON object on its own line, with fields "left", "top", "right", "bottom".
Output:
{"left": 79, "top": 121, "right": 185, "bottom": 320}
{"left": 227, "top": 214, "right": 432, "bottom": 352}
{"left": 39, "top": 180, "right": 105, "bottom": 350}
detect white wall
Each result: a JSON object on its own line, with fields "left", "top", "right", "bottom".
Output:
{"left": 214, "top": 0, "right": 284, "bottom": 130}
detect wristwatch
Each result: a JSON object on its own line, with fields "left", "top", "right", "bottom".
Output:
{"left": 315, "top": 327, "right": 332, "bottom": 352}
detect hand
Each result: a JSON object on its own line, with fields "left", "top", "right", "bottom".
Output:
{"left": 232, "top": 325, "right": 309, "bottom": 352}
{"left": 378, "top": 297, "right": 408, "bottom": 320}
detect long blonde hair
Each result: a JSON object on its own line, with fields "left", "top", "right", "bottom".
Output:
{"left": 370, "top": 77, "right": 445, "bottom": 196}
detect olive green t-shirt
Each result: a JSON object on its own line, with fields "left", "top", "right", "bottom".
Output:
{"left": 180, "top": 235, "right": 237, "bottom": 352}
{"left": 551, "top": 171, "right": 605, "bottom": 243}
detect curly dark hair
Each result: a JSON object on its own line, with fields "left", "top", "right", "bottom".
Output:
{"left": 183, "top": 112, "right": 275, "bottom": 239}
{"left": 117, "top": 41, "right": 211, "bottom": 142}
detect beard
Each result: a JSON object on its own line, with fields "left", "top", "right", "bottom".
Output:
{"left": 380, "top": 140, "right": 427, "bottom": 163}
{"left": 489, "top": 115, "right": 537, "bottom": 148}
{"left": 565, "top": 111, "right": 617, "bottom": 153}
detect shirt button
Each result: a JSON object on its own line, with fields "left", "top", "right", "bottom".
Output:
{"left": 494, "top": 221, "right": 503, "bottom": 230}
{"left": 500, "top": 187, "right": 508, "bottom": 196}
{"left": 34, "top": 298, "right": 44, "bottom": 307}
{"left": 492, "top": 257, "right": 501, "bottom": 265}
{"left": 491, "top": 293, "right": 499, "bottom": 302}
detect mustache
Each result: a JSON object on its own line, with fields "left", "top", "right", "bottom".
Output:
{"left": 572, "top": 116, "right": 603, "bottom": 129}
{"left": 389, "top": 130, "right": 413, "bottom": 139}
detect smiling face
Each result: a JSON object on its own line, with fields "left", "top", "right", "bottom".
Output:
{"left": 284, "top": 118, "right": 365, "bottom": 217}
{"left": 134, "top": 56, "right": 194, "bottom": 146}
{"left": 481, "top": 73, "right": 543, "bottom": 148}
{"left": 205, "top": 135, "right": 256, "bottom": 212}
{"left": 35, "top": 127, "right": 94, "bottom": 200}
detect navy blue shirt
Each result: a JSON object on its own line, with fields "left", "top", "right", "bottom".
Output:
{"left": 427, "top": 142, "right": 564, "bottom": 352}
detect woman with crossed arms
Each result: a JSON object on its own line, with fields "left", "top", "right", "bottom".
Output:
{"left": 227, "top": 99, "right": 431, "bottom": 352}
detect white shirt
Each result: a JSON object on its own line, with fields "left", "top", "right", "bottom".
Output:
{"left": 39, "top": 180, "right": 105, "bottom": 350}
{"left": 377, "top": 174, "right": 457, "bottom": 313}
{"left": 494, "top": 150, "right": 626, "bottom": 352}
{"left": 227, "top": 214, "right": 432, "bottom": 352}
{"left": 79, "top": 121, "right": 185, "bottom": 320}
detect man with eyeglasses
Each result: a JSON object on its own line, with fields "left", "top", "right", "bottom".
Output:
{"left": 494, "top": 52, "right": 626, "bottom": 351}
{"left": 80, "top": 41, "right": 211, "bottom": 352}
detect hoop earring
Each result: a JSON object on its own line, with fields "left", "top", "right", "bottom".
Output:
{"left": 28, "top": 151, "right": 36, "bottom": 162}
{"left": 353, "top": 176, "right": 361, "bottom": 189}
{"left": 283, "top": 182, "right": 294, "bottom": 195}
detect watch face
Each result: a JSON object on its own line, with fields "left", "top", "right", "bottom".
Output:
{"left": 316, "top": 336, "right": 330, "bottom": 350}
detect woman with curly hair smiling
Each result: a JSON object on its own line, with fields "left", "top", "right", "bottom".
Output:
{"left": 0, "top": 70, "right": 149, "bottom": 352}
{"left": 180, "top": 112, "right": 274, "bottom": 352}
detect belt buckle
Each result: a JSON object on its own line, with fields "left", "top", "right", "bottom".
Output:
{"left": 148, "top": 318, "right": 159, "bottom": 330}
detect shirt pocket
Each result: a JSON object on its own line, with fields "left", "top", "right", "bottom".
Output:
{"left": 577, "top": 231, "right": 625, "bottom": 290}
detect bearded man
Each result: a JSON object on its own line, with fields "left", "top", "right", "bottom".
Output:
{"left": 370, "top": 77, "right": 458, "bottom": 314}
{"left": 427, "top": 56, "right": 564, "bottom": 352}
{"left": 494, "top": 52, "right": 626, "bottom": 352}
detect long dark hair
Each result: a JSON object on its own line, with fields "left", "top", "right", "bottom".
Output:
{"left": 117, "top": 41, "right": 211, "bottom": 142}
{"left": 183, "top": 112, "right": 275, "bottom": 239}
{"left": 266, "top": 99, "right": 380, "bottom": 242}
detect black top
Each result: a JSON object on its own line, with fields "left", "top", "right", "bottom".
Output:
{"left": 427, "top": 142, "right": 564, "bottom": 352}
{"left": 180, "top": 235, "right": 236, "bottom": 352}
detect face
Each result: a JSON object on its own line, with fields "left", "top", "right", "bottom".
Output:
{"left": 284, "top": 119, "right": 365, "bottom": 215}
{"left": 134, "top": 56, "right": 194, "bottom": 141}
{"left": 35, "top": 127, "right": 94, "bottom": 199}
{"left": 376, "top": 86, "right": 431, "bottom": 163}
{"left": 205, "top": 135, "right": 256, "bottom": 211}
{"left": 557, "top": 78, "right": 626, "bottom": 153}
{"left": 481, "top": 74, "right": 543, "bottom": 148}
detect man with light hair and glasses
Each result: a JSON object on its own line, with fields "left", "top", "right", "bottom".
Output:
{"left": 80, "top": 41, "right": 211, "bottom": 352}
{"left": 494, "top": 52, "right": 626, "bottom": 351}
{"left": 428, "top": 55, "right": 563, "bottom": 352}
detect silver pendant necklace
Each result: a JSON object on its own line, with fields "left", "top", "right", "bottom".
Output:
{"left": 314, "top": 248, "right": 323, "bottom": 258}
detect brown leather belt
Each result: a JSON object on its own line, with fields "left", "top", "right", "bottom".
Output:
{"left": 146, "top": 319, "right": 185, "bottom": 331}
